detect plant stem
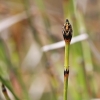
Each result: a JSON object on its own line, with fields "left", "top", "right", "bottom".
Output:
{"left": 2, "top": 84, "right": 11, "bottom": 100}
{"left": 63, "top": 19, "right": 72, "bottom": 100}
{"left": 64, "top": 43, "right": 70, "bottom": 69}
{"left": 0, "top": 76, "right": 20, "bottom": 100}
{"left": 64, "top": 42, "right": 70, "bottom": 100}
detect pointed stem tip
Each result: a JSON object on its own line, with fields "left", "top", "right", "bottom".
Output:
{"left": 62, "top": 19, "right": 73, "bottom": 42}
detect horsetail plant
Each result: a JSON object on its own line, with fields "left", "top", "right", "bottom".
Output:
{"left": 62, "top": 19, "right": 73, "bottom": 100}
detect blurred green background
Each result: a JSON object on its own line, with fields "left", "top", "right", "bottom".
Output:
{"left": 0, "top": 0, "right": 100, "bottom": 100}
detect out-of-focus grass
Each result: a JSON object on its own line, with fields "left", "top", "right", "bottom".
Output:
{"left": 0, "top": 0, "right": 100, "bottom": 100}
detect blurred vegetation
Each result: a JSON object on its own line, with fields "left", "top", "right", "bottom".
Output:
{"left": 0, "top": 0, "right": 100, "bottom": 100}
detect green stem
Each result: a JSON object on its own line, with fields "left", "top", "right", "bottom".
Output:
{"left": 64, "top": 73, "right": 68, "bottom": 100}
{"left": 64, "top": 42, "right": 70, "bottom": 100}
{"left": 64, "top": 43, "right": 70, "bottom": 69}
{"left": 63, "top": 19, "right": 72, "bottom": 100}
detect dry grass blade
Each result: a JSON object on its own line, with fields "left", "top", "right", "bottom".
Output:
{"left": 42, "top": 33, "right": 88, "bottom": 52}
